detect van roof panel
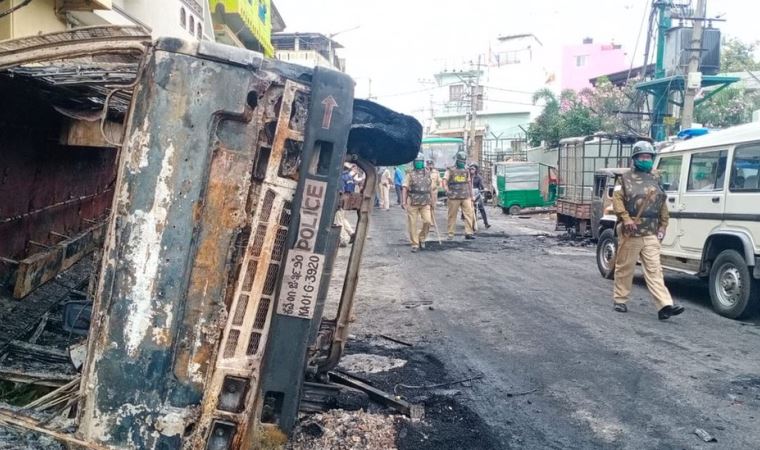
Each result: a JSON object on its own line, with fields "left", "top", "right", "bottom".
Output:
{"left": 661, "top": 122, "right": 760, "bottom": 154}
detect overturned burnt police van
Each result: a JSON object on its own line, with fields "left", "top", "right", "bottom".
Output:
{"left": 0, "top": 26, "right": 420, "bottom": 449}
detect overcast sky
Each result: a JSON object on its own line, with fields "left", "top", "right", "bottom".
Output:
{"left": 275, "top": 0, "right": 757, "bottom": 119}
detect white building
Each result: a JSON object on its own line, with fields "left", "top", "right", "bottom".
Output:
{"left": 430, "top": 34, "right": 558, "bottom": 164}
{"left": 271, "top": 32, "right": 345, "bottom": 72}
{"left": 0, "top": 0, "right": 214, "bottom": 41}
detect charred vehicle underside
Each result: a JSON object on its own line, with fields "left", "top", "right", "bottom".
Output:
{"left": 0, "top": 26, "right": 421, "bottom": 449}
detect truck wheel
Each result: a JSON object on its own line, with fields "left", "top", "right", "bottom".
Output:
{"left": 508, "top": 205, "right": 521, "bottom": 215}
{"left": 596, "top": 228, "right": 617, "bottom": 279}
{"left": 709, "top": 250, "right": 760, "bottom": 319}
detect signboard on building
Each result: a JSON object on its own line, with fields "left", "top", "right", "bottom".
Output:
{"left": 211, "top": 0, "right": 274, "bottom": 56}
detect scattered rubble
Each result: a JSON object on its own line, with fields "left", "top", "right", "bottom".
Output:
{"left": 694, "top": 428, "right": 718, "bottom": 443}
{"left": 288, "top": 410, "right": 399, "bottom": 450}
{"left": 338, "top": 354, "right": 407, "bottom": 375}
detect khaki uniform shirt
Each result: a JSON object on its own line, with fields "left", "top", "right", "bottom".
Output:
{"left": 612, "top": 175, "right": 669, "bottom": 233}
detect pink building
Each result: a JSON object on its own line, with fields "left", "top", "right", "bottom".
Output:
{"left": 561, "top": 38, "right": 628, "bottom": 91}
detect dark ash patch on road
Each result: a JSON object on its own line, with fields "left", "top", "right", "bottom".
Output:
{"left": 342, "top": 336, "right": 501, "bottom": 450}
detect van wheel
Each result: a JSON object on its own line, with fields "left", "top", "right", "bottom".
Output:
{"left": 508, "top": 205, "right": 521, "bottom": 215}
{"left": 596, "top": 229, "right": 617, "bottom": 279}
{"left": 709, "top": 250, "right": 759, "bottom": 319}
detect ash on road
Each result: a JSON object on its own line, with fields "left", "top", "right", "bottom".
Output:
{"left": 338, "top": 204, "right": 760, "bottom": 449}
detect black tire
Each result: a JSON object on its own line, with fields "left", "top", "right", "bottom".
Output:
{"left": 708, "top": 250, "right": 760, "bottom": 319}
{"left": 596, "top": 228, "right": 617, "bottom": 280}
{"left": 508, "top": 205, "right": 521, "bottom": 215}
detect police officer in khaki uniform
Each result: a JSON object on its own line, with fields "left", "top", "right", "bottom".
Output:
{"left": 612, "top": 141, "right": 685, "bottom": 320}
{"left": 402, "top": 153, "right": 434, "bottom": 252}
{"left": 443, "top": 151, "right": 475, "bottom": 240}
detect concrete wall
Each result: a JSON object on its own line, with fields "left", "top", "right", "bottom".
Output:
{"left": 561, "top": 41, "right": 627, "bottom": 91}
{"left": 110, "top": 0, "right": 202, "bottom": 39}
{"left": 0, "top": 0, "right": 66, "bottom": 39}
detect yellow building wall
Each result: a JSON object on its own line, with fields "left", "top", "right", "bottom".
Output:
{"left": 1, "top": 0, "right": 66, "bottom": 40}
{"left": 0, "top": 14, "right": 10, "bottom": 40}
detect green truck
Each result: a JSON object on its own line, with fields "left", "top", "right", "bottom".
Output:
{"left": 492, "top": 161, "right": 558, "bottom": 214}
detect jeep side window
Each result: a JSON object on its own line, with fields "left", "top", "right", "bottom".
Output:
{"left": 594, "top": 175, "right": 606, "bottom": 198}
{"left": 657, "top": 156, "right": 683, "bottom": 191}
{"left": 687, "top": 150, "right": 728, "bottom": 192}
{"left": 730, "top": 144, "right": 760, "bottom": 191}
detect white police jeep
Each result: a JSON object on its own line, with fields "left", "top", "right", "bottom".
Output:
{"left": 596, "top": 123, "right": 760, "bottom": 319}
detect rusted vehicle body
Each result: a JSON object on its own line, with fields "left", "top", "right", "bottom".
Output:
{"left": 0, "top": 27, "right": 420, "bottom": 449}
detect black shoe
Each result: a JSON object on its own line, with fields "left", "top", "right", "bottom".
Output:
{"left": 485, "top": 224, "right": 491, "bottom": 229}
{"left": 613, "top": 303, "right": 627, "bottom": 313}
{"left": 658, "top": 304, "right": 685, "bottom": 320}
{"left": 465, "top": 234, "right": 475, "bottom": 240}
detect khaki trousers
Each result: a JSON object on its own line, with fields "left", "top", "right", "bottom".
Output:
{"left": 406, "top": 204, "right": 432, "bottom": 248}
{"left": 613, "top": 235, "right": 673, "bottom": 310}
{"left": 380, "top": 184, "right": 391, "bottom": 210}
{"left": 447, "top": 198, "right": 475, "bottom": 237}
{"left": 335, "top": 209, "right": 354, "bottom": 245}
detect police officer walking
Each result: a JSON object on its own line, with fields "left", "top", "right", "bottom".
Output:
{"left": 612, "top": 141, "right": 685, "bottom": 320}
{"left": 443, "top": 151, "right": 475, "bottom": 240}
{"left": 402, "top": 153, "right": 434, "bottom": 252}
{"left": 469, "top": 164, "right": 491, "bottom": 229}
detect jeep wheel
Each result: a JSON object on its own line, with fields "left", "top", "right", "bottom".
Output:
{"left": 709, "top": 250, "right": 759, "bottom": 319}
{"left": 596, "top": 228, "right": 617, "bottom": 279}
{"left": 508, "top": 205, "right": 521, "bottom": 215}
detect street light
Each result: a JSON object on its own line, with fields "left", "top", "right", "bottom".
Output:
{"left": 326, "top": 25, "right": 360, "bottom": 70}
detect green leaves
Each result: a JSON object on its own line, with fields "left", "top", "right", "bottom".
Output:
{"left": 527, "top": 78, "right": 641, "bottom": 147}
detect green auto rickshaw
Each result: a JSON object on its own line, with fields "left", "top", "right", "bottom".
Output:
{"left": 492, "top": 161, "right": 558, "bottom": 215}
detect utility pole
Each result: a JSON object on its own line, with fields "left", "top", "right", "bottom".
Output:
{"left": 651, "top": 0, "right": 673, "bottom": 141}
{"left": 681, "top": 0, "right": 707, "bottom": 129}
{"left": 467, "top": 55, "right": 482, "bottom": 160}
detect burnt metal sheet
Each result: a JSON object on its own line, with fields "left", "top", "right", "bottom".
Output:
{"left": 0, "top": 26, "right": 149, "bottom": 70}
{"left": 76, "top": 38, "right": 324, "bottom": 450}
{"left": 258, "top": 66, "right": 354, "bottom": 433}
{"left": 78, "top": 43, "right": 261, "bottom": 449}
{"left": 0, "top": 26, "right": 148, "bottom": 117}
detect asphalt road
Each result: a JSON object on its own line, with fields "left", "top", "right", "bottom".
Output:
{"left": 345, "top": 203, "right": 760, "bottom": 450}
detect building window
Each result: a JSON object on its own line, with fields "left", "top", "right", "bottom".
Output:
{"left": 180, "top": 8, "right": 186, "bottom": 28}
{"left": 197, "top": 23, "right": 203, "bottom": 39}
{"left": 449, "top": 84, "right": 464, "bottom": 102}
{"left": 497, "top": 51, "right": 521, "bottom": 65}
{"left": 189, "top": 15, "right": 195, "bottom": 33}
{"left": 576, "top": 55, "right": 588, "bottom": 67}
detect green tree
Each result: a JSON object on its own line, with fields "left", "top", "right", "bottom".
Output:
{"left": 527, "top": 89, "right": 602, "bottom": 147}
{"left": 720, "top": 37, "right": 760, "bottom": 73}
{"left": 695, "top": 87, "right": 760, "bottom": 127}
{"left": 580, "top": 77, "right": 640, "bottom": 134}
{"left": 527, "top": 89, "right": 561, "bottom": 147}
